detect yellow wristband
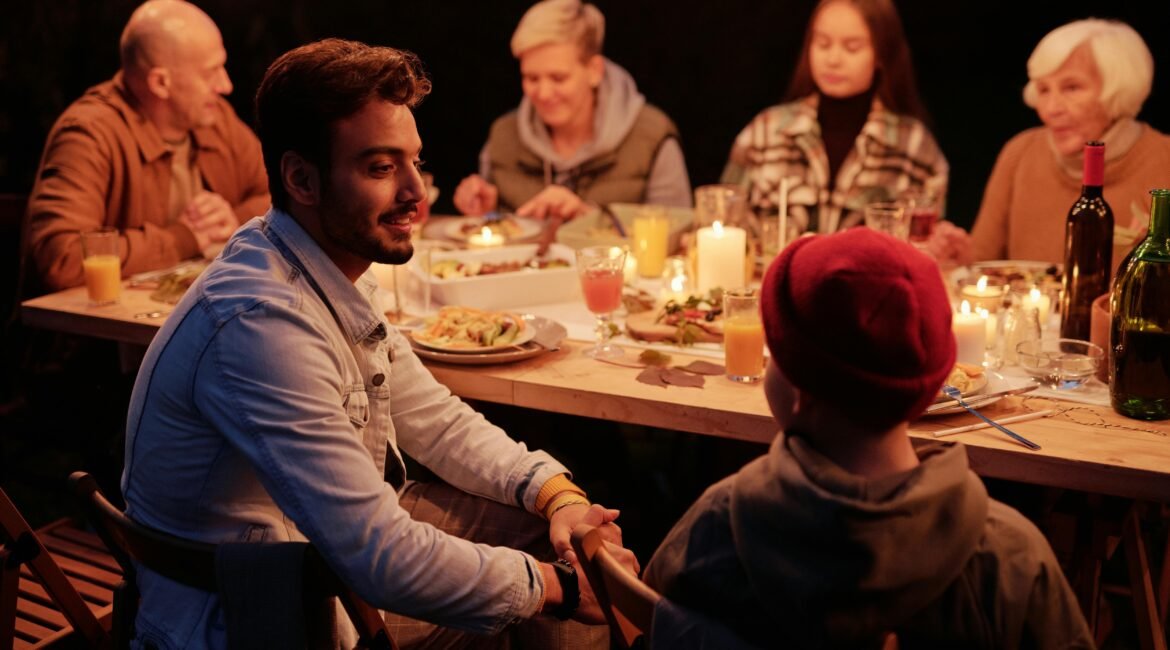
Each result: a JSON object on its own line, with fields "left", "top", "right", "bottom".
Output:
{"left": 535, "top": 474, "right": 587, "bottom": 513}
{"left": 544, "top": 494, "right": 591, "bottom": 520}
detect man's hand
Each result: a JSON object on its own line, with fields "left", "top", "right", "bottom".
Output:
{"left": 516, "top": 185, "right": 587, "bottom": 221}
{"left": 549, "top": 503, "right": 624, "bottom": 564}
{"left": 570, "top": 539, "right": 640, "bottom": 625}
{"left": 924, "top": 220, "right": 974, "bottom": 270}
{"left": 179, "top": 191, "right": 239, "bottom": 254}
{"left": 453, "top": 174, "right": 499, "bottom": 215}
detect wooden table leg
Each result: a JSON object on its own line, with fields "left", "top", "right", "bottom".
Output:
{"left": 1123, "top": 506, "right": 1167, "bottom": 650}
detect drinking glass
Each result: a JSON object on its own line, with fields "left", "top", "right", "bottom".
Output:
{"left": 80, "top": 228, "right": 121, "bottom": 306}
{"left": 632, "top": 206, "right": 670, "bottom": 278}
{"left": 864, "top": 201, "right": 910, "bottom": 241}
{"left": 576, "top": 246, "right": 627, "bottom": 359}
{"left": 694, "top": 185, "right": 746, "bottom": 228}
{"left": 723, "top": 289, "right": 765, "bottom": 383}
{"left": 1016, "top": 338, "right": 1104, "bottom": 390}
{"left": 908, "top": 195, "right": 939, "bottom": 245}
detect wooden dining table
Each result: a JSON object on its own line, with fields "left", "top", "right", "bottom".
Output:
{"left": 20, "top": 283, "right": 1170, "bottom": 504}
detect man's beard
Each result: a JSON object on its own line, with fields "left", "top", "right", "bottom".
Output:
{"left": 321, "top": 201, "right": 416, "bottom": 266}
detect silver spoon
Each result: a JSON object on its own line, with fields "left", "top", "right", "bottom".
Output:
{"left": 941, "top": 385, "right": 1041, "bottom": 450}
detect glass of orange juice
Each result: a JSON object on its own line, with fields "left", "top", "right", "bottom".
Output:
{"left": 80, "top": 228, "right": 121, "bottom": 306}
{"left": 632, "top": 206, "right": 669, "bottom": 278}
{"left": 723, "top": 288, "right": 764, "bottom": 383}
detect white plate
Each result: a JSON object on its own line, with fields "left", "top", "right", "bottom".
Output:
{"left": 923, "top": 371, "right": 1005, "bottom": 417}
{"left": 411, "top": 340, "right": 546, "bottom": 365}
{"left": 442, "top": 216, "right": 542, "bottom": 242}
{"left": 411, "top": 321, "right": 536, "bottom": 353}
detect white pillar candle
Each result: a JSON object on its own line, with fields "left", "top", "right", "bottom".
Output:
{"left": 696, "top": 221, "right": 746, "bottom": 294}
{"left": 978, "top": 307, "right": 998, "bottom": 349}
{"left": 953, "top": 300, "right": 985, "bottom": 366}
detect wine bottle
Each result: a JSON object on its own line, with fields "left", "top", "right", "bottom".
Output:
{"left": 1110, "top": 189, "right": 1170, "bottom": 420}
{"left": 1060, "top": 141, "right": 1114, "bottom": 341}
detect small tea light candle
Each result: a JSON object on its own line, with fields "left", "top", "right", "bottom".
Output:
{"left": 660, "top": 256, "right": 692, "bottom": 303}
{"left": 978, "top": 307, "right": 998, "bottom": 349}
{"left": 953, "top": 300, "right": 985, "bottom": 366}
{"left": 467, "top": 226, "right": 505, "bottom": 249}
{"left": 960, "top": 276, "right": 1004, "bottom": 313}
{"left": 1023, "top": 287, "right": 1052, "bottom": 323}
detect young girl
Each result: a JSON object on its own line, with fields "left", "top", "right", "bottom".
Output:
{"left": 723, "top": 0, "right": 947, "bottom": 235}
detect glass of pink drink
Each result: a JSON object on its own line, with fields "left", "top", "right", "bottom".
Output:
{"left": 576, "top": 245, "right": 627, "bottom": 359}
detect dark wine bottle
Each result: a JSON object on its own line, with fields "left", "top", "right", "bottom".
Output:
{"left": 1060, "top": 141, "right": 1114, "bottom": 341}
{"left": 1110, "top": 189, "right": 1170, "bottom": 420}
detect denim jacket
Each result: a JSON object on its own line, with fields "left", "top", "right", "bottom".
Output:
{"left": 123, "top": 209, "right": 565, "bottom": 649}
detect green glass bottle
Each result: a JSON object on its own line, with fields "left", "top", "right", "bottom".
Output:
{"left": 1110, "top": 189, "right": 1170, "bottom": 420}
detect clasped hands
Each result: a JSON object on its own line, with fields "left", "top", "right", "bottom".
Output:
{"left": 178, "top": 190, "right": 239, "bottom": 256}
{"left": 453, "top": 174, "right": 590, "bottom": 221}
{"left": 548, "top": 502, "right": 639, "bottom": 625}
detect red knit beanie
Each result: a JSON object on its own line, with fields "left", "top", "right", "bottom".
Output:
{"left": 761, "top": 228, "right": 956, "bottom": 429}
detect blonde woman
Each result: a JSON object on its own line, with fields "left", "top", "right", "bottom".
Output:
{"left": 453, "top": 0, "right": 691, "bottom": 220}
{"left": 932, "top": 19, "right": 1170, "bottom": 268}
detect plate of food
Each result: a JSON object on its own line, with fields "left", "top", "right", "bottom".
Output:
{"left": 411, "top": 340, "right": 546, "bottom": 365}
{"left": 625, "top": 292, "right": 724, "bottom": 345}
{"left": 442, "top": 215, "right": 542, "bottom": 242}
{"left": 411, "top": 306, "right": 536, "bottom": 353}
{"left": 923, "top": 363, "right": 992, "bottom": 416}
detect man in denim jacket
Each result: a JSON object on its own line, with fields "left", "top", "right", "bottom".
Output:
{"left": 122, "top": 38, "right": 632, "bottom": 649}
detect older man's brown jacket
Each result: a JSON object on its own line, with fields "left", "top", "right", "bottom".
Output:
{"left": 25, "top": 73, "right": 269, "bottom": 291}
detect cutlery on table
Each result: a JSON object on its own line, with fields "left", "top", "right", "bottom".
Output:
{"left": 924, "top": 382, "right": 1040, "bottom": 414}
{"left": 940, "top": 385, "right": 1042, "bottom": 450}
{"left": 533, "top": 214, "right": 566, "bottom": 260}
{"left": 599, "top": 204, "right": 627, "bottom": 238}
{"left": 933, "top": 409, "right": 1055, "bottom": 438}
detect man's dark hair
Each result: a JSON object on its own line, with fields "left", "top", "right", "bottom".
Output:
{"left": 255, "top": 38, "right": 432, "bottom": 210}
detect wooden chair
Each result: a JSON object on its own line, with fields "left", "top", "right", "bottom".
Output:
{"left": 1, "top": 485, "right": 116, "bottom": 649}
{"left": 68, "top": 472, "right": 397, "bottom": 650}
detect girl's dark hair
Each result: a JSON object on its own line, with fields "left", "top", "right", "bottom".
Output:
{"left": 255, "top": 38, "right": 432, "bottom": 210}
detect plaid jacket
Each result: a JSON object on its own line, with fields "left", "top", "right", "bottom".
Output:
{"left": 722, "top": 94, "right": 948, "bottom": 235}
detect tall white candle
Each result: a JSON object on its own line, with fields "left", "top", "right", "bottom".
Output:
{"left": 696, "top": 221, "right": 746, "bottom": 294}
{"left": 953, "top": 300, "right": 985, "bottom": 366}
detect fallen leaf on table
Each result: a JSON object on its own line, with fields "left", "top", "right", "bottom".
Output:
{"left": 676, "top": 360, "right": 724, "bottom": 375}
{"left": 639, "top": 350, "right": 673, "bottom": 367}
{"left": 660, "top": 368, "right": 705, "bottom": 388}
{"left": 636, "top": 367, "right": 670, "bottom": 388}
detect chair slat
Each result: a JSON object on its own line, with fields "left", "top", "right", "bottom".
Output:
{"left": 43, "top": 533, "right": 123, "bottom": 574}
{"left": 15, "top": 598, "right": 68, "bottom": 628}
{"left": 13, "top": 615, "right": 59, "bottom": 642}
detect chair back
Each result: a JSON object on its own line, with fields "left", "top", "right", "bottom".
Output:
{"left": 570, "top": 524, "right": 659, "bottom": 648}
{"left": 0, "top": 484, "right": 113, "bottom": 649}
{"left": 69, "top": 471, "right": 397, "bottom": 650}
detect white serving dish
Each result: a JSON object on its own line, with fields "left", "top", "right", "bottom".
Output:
{"left": 410, "top": 243, "right": 580, "bottom": 310}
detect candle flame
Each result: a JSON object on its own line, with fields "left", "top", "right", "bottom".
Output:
{"left": 480, "top": 226, "right": 493, "bottom": 240}
{"left": 670, "top": 276, "right": 686, "bottom": 292}
{"left": 959, "top": 300, "right": 972, "bottom": 315}
{"left": 1029, "top": 287, "right": 1041, "bottom": 301}
{"left": 976, "top": 276, "right": 988, "bottom": 291}
{"left": 713, "top": 220, "right": 724, "bottom": 236}
{"left": 977, "top": 307, "right": 989, "bottom": 318}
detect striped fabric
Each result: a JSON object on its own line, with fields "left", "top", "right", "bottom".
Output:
{"left": 722, "top": 94, "right": 948, "bottom": 235}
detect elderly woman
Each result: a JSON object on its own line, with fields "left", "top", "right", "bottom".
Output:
{"left": 933, "top": 19, "right": 1170, "bottom": 267}
{"left": 453, "top": 0, "right": 691, "bottom": 220}
{"left": 722, "top": 0, "right": 947, "bottom": 234}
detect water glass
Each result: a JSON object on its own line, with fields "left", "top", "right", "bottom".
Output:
{"left": 80, "top": 228, "right": 121, "bottom": 306}
{"left": 1016, "top": 338, "right": 1104, "bottom": 390}
{"left": 863, "top": 201, "right": 910, "bottom": 241}
{"left": 723, "top": 289, "right": 765, "bottom": 383}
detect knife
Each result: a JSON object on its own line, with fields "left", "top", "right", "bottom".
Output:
{"left": 925, "top": 382, "right": 1040, "bottom": 414}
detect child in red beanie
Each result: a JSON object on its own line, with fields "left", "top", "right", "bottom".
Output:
{"left": 643, "top": 229, "right": 1092, "bottom": 649}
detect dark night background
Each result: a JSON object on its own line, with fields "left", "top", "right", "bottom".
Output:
{"left": 2, "top": 0, "right": 1170, "bottom": 228}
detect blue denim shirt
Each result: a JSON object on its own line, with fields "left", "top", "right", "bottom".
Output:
{"left": 123, "top": 209, "right": 566, "bottom": 648}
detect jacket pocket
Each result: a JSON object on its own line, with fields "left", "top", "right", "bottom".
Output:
{"left": 342, "top": 386, "right": 371, "bottom": 429}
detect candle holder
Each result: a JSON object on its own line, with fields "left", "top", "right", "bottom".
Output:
{"left": 958, "top": 275, "right": 1007, "bottom": 313}
{"left": 660, "top": 256, "right": 693, "bottom": 303}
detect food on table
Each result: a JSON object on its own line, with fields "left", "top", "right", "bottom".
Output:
{"left": 941, "top": 362, "right": 985, "bottom": 395}
{"left": 458, "top": 216, "right": 528, "bottom": 240}
{"left": 412, "top": 306, "right": 527, "bottom": 349}
{"left": 149, "top": 266, "right": 205, "bottom": 304}
{"left": 429, "top": 257, "right": 569, "bottom": 279}
{"left": 626, "top": 292, "right": 725, "bottom": 345}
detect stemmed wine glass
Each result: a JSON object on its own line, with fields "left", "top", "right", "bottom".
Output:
{"left": 576, "top": 246, "right": 626, "bottom": 359}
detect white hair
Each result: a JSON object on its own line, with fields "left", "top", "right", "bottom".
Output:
{"left": 510, "top": 0, "right": 604, "bottom": 59}
{"left": 1022, "top": 19, "right": 1154, "bottom": 121}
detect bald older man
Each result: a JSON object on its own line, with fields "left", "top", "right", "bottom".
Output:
{"left": 25, "top": 0, "right": 269, "bottom": 292}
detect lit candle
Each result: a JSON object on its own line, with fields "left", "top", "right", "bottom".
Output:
{"left": 953, "top": 300, "right": 985, "bottom": 366}
{"left": 1023, "top": 287, "right": 1052, "bottom": 324}
{"left": 960, "top": 276, "right": 1004, "bottom": 313}
{"left": 696, "top": 221, "right": 746, "bottom": 294}
{"left": 467, "top": 226, "right": 505, "bottom": 249}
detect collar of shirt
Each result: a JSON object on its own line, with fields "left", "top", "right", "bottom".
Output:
{"left": 264, "top": 208, "right": 388, "bottom": 346}
{"left": 107, "top": 72, "right": 227, "bottom": 164}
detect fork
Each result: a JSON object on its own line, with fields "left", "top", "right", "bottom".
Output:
{"left": 941, "top": 385, "right": 1042, "bottom": 450}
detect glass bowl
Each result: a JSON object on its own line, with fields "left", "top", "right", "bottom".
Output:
{"left": 1015, "top": 338, "right": 1103, "bottom": 390}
